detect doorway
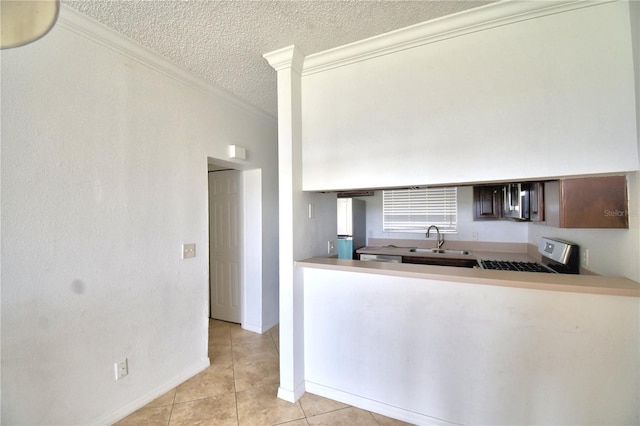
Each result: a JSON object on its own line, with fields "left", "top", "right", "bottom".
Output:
{"left": 208, "top": 168, "right": 242, "bottom": 323}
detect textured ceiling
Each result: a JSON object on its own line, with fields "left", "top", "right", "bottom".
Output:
{"left": 63, "top": 0, "right": 494, "bottom": 117}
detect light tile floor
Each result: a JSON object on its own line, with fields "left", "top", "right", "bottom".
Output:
{"left": 115, "top": 319, "right": 413, "bottom": 426}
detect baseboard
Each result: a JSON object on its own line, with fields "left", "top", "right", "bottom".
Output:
{"left": 260, "top": 318, "right": 279, "bottom": 333}
{"left": 241, "top": 322, "right": 260, "bottom": 333}
{"left": 242, "top": 319, "right": 279, "bottom": 334}
{"left": 93, "top": 358, "right": 210, "bottom": 425}
{"left": 277, "top": 381, "right": 306, "bottom": 403}
{"left": 304, "top": 381, "right": 458, "bottom": 426}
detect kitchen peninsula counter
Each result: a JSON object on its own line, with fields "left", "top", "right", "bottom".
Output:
{"left": 296, "top": 256, "right": 640, "bottom": 297}
{"left": 298, "top": 256, "right": 639, "bottom": 425}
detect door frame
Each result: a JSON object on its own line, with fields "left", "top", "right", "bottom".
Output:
{"left": 207, "top": 158, "right": 264, "bottom": 332}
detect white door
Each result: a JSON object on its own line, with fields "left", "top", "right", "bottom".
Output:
{"left": 208, "top": 170, "right": 241, "bottom": 323}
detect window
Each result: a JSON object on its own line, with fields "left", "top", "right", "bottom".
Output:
{"left": 382, "top": 187, "right": 457, "bottom": 233}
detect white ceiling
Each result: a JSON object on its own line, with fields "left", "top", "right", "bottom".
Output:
{"left": 62, "top": 0, "right": 494, "bottom": 117}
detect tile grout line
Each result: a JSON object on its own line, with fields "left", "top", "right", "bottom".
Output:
{"left": 230, "top": 325, "right": 241, "bottom": 426}
{"left": 269, "top": 327, "right": 279, "bottom": 356}
{"left": 165, "top": 388, "right": 177, "bottom": 426}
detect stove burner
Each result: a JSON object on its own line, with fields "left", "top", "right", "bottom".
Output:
{"left": 480, "top": 260, "right": 555, "bottom": 273}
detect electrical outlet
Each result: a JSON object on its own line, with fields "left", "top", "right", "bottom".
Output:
{"left": 182, "top": 243, "right": 196, "bottom": 259}
{"left": 328, "top": 240, "right": 335, "bottom": 254}
{"left": 471, "top": 232, "right": 479, "bottom": 241}
{"left": 114, "top": 358, "right": 128, "bottom": 380}
{"left": 581, "top": 248, "right": 589, "bottom": 267}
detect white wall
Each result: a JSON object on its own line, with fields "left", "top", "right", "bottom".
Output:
{"left": 301, "top": 1, "right": 638, "bottom": 191}
{"left": 304, "top": 267, "right": 639, "bottom": 425}
{"left": 363, "top": 186, "right": 527, "bottom": 244}
{"left": 0, "top": 7, "right": 278, "bottom": 425}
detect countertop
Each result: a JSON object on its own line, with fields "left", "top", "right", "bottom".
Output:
{"left": 297, "top": 254, "right": 640, "bottom": 297}
{"left": 356, "top": 245, "right": 534, "bottom": 263}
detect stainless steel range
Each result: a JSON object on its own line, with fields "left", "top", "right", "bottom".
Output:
{"left": 480, "top": 237, "right": 580, "bottom": 274}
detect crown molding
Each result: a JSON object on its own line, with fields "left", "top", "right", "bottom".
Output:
{"left": 303, "top": 0, "right": 613, "bottom": 76}
{"left": 56, "top": 5, "right": 276, "bottom": 123}
{"left": 263, "top": 45, "right": 305, "bottom": 74}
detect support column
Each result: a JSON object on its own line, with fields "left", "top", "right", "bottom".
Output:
{"left": 263, "top": 45, "right": 306, "bottom": 402}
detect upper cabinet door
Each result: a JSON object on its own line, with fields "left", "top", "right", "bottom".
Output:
{"left": 545, "top": 176, "right": 628, "bottom": 228}
{"left": 473, "top": 186, "right": 503, "bottom": 220}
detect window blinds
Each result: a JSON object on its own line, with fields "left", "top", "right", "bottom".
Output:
{"left": 382, "top": 187, "right": 457, "bottom": 233}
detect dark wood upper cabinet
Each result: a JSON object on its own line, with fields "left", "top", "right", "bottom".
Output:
{"left": 474, "top": 182, "right": 543, "bottom": 222}
{"left": 544, "top": 176, "right": 628, "bottom": 228}
{"left": 529, "top": 181, "right": 544, "bottom": 222}
{"left": 473, "top": 186, "right": 503, "bottom": 220}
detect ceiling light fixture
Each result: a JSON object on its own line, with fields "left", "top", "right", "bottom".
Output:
{"left": 1, "top": 0, "right": 60, "bottom": 50}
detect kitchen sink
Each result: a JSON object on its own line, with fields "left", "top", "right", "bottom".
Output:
{"left": 409, "top": 248, "right": 473, "bottom": 256}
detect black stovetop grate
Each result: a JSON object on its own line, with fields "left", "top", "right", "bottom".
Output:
{"left": 480, "top": 260, "right": 554, "bottom": 273}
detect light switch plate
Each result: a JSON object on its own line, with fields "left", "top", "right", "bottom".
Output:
{"left": 182, "top": 243, "right": 196, "bottom": 259}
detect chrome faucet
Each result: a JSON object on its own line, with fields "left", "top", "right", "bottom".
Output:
{"left": 426, "top": 225, "right": 444, "bottom": 249}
